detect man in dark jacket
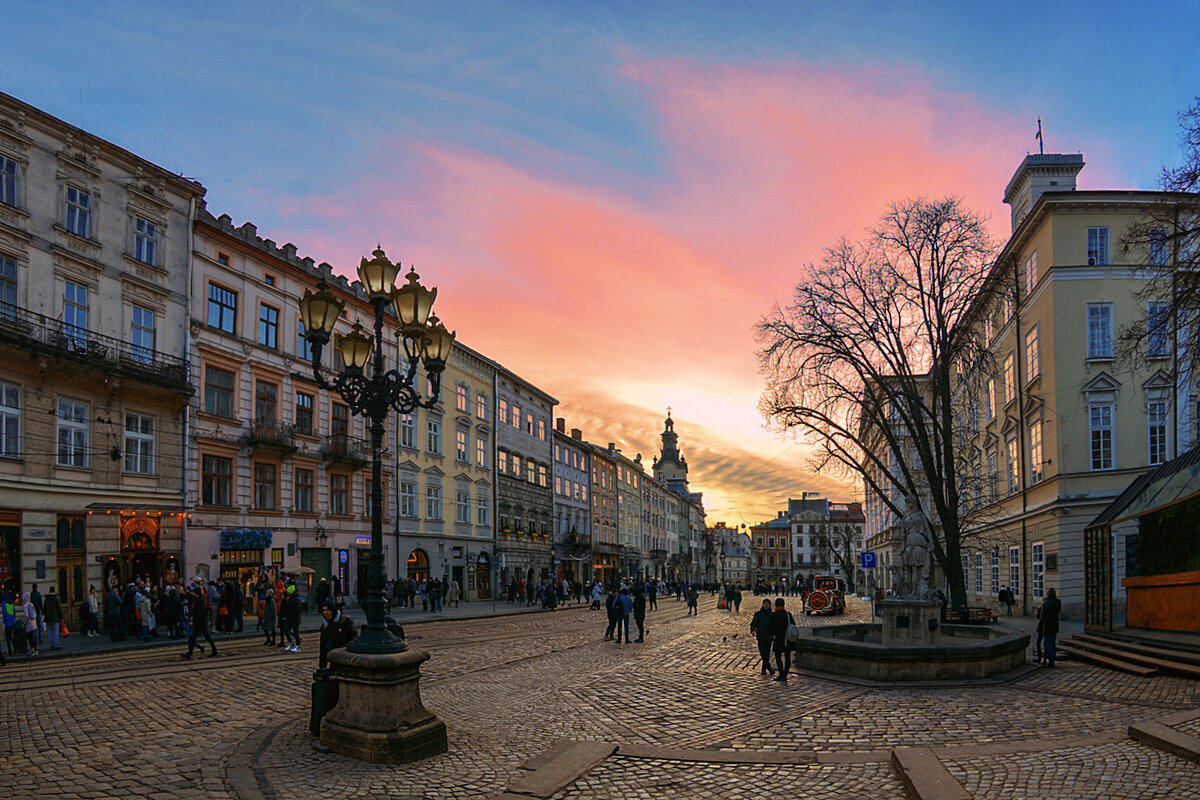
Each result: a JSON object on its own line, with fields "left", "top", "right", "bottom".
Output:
{"left": 42, "top": 586, "right": 63, "bottom": 650}
{"left": 318, "top": 598, "right": 357, "bottom": 669}
{"left": 632, "top": 590, "right": 646, "bottom": 643}
{"left": 282, "top": 584, "right": 302, "bottom": 652}
{"left": 1041, "top": 588, "right": 1062, "bottom": 668}
{"left": 182, "top": 583, "right": 217, "bottom": 659}
{"left": 603, "top": 587, "right": 620, "bottom": 641}
{"left": 750, "top": 598, "right": 775, "bottom": 675}
{"left": 767, "top": 598, "right": 794, "bottom": 682}
{"left": 105, "top": 585, "right": 124, "bottom": 641}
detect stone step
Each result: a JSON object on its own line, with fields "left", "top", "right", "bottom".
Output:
{"left": 1073, "top": 632, "right": 1200, "bottom": 667}
{"left": 1060, "top": 642, "right": 1159, "bottom": 677}
{"left": 1129, "top": 720, "right": 1200, "bottom": 765}
{"left": 1067, "top": 635, "right": 1200, "bottom": 678}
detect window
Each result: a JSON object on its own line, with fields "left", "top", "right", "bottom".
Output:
{"left": 456, "top": 490, "right": 470, "bottom": 524}
{"left": 1090, "top": 403, "right": 1114, "bottom": 470}
{"left": 1029, "top": 420, "right": 1043, "bottom": 484}
{"left": 968, "top": 395, "right": 979, "bottom": 438}
{"left": 0, "top": 381, "right": 18, "bottom": 457}
{"left": 426, "top": 485, "right": 442, "bottom": 520}
{"left": 331, "top": 404, "right": 349, "bottom": 437}
{"left": 0, "top": 156, "right": 15, "bottom": 207}
{"left": 204, "top": 369, "right": 234, "bottom": 419}
{"left": 400, "top": 413, "right": 415, "bottom": 448}
{"left": 476, "top": 392, "right": 488, "bottom": 420}
{"left": 456, "top": 429, "right": 468, "bottom": 462}
{"left": 985, "top": 378, "right": 995, "bottom": 422}
{"left": 134, "top": 217, "right": 157, "bottom": 265}
{"left": 538, "top": 464, "right": 548, "bottom": 487}
{"left": 64, "top": 280, "right": 88, "bottom": 346}
{"left": 526, "top": 459, "right": 535, "bottom": 483}
{"left": 254, "top": 381, "right": 277, "bottom": 423}
{"left": 56, "top": 399, "right": 89, "bottom": 467}
{"left": 217, "top": 252, "right": 229, "bottom": 266}
{"left": 498, "top": 399, "right": 508, "bottom": 425}
{"left": 1002, "top": 353, "right": 1015, "bottom": 405}
{"left": 1009, "top": 547, "right": 1020, "bottom": 596}
{"left": 538, "top": 418, "right": 546, "bottom": 440}
{"left": 65, "top": 186, "right": 90, "bottom": 237}
{"left": 1002, "top": 294, "right": 1013, "bottom": 323}
{"left": 1024, "top": 251, "right": 1038, "bottom": 294}
{"left": 427, "top": 418, "right": 441, "bottom": 454}
{"left": 330, "top": 474, "right": 348, "bottom": 515}
{"left": 294, "top": 468, "right": 313, "bottom": 512}
{"left": 1149, "top": 227, "right": 1169, "bottom": 266}
{"left": 207, "top": 284, "right": 237, "bottom": 333}
{"left": 1025, "top": 327, "right": 1040, "bottom": 380}
{"left": 131, "top": 305, "right": 155, "bottom": 363}
{"left": 475, "top": 437, "right": 487, "bottom": 468}
{"left": 400, "top": 480, "right": 417, "bottom": 517}
{"left": 201, "top": 455, "right": 232, "bottom": 506}
{"left": 1087, "top": 303, "right": 1113, "bottom": 359}
{"left": 1006, "top": 436, "right": 1019, "bottom": 494}
{"left": 975, "top": 552, "right": 984, "bottom": 594}
{"left": 297, "top": 320, "right": 313, "bottom": 361}
{"left": 124, "top": 412, "right": 154, "bottom": 474}
{"left": 1087, "top": 226, "right": 1109, "bottom": 265}
{"left": 983, "top": 314, "right": 994, "bottom": 344}
{"left": 254, "top": 463, "right": 277, "bottom": 509}
{"left": 456, "top": 384, "right": 469, "bottom": 412}
{"left": 991, "top": 549, "right": 1000, "bottom": 595}
{"left": 0, "top": 254, "right": 15, "bottom": 314}
{"left": 512, "top": 404, "right": 521, "bottom": 430}
{"left": 498, "top": 450, "right": 509, "bottom": 473}
{"left": 1032, "top": 542, "right": 1044, "bottom": 600}
{"left": 1147, "top": 302, "right": 1170, "bottom": 358}
{"left": 477, "top": 495, "right": 489, "bottom": 525}
{"left": 264, "top": 274, "right": 276, "bottom": 286}
{"left": 1149, "top": 400, "right": 1168, "bottom": 466}
{"left": 295, "top": 392, "right": 313, "bottom": 436}
{"left": 258, "top": 305, "right": 279, "bottom": 348}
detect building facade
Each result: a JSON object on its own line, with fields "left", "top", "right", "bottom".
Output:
{"left": 588, "top": 441, "right": 619, "bottom": 585}
{"left": 609, "top": 445, "right": 644, "bottom": 576}
{"left": 552, "top": 418, "right": 591, "bottom": 583}
{"left": 0, "top": 93, "right": 203, "bottom": 625}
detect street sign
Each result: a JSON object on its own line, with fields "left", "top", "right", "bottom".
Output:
{"left": 860, "top": 551, "right": 876, "bottom": 569}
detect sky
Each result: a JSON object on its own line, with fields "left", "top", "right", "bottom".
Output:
{"left": 6, "top": 1, "right": 1199, "bottom": 523}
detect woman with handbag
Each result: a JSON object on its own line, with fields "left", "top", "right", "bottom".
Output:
{"left": 21, "top": 592, "right": 38, "bottom": 656}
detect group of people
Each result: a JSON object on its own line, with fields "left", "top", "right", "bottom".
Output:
{"left": 750, "top": 597, "right": 798, "bottom": 682}
{"left": 386, "top": 575, "right": 461, "bottom": 612}
{"left": 0, "top": 583, "right": 66, "bottom": 660}
{"left": 601, "top": 583, "right": 652, "bottom": 643}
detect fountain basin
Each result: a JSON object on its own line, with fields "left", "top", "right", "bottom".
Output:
{"left": 793, "top": 622, "right": 1030, "bottom": 682}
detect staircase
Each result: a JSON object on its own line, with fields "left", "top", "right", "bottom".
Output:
{"left": 1061, "top": 631, "right": 1200, "bottom": 679}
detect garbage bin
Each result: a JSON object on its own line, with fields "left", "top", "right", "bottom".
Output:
{"left": 310, "top": 668, "right": 339, "bottom": 737}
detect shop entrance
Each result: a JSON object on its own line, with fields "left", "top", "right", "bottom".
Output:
{"left": 56, "top": 516, "right": 86, "bottom": 629}
{"left": 407, "top": 548, "right": 429, "bottom": 580}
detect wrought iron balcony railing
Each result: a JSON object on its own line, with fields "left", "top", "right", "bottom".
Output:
{"left": 0, "top": 301, "right": 190, "bottom": 390}
{"left": 242, "top": 417, "right": 298, "bottom": 453}
{"left": 320, "top": 433, "right": 370, "bottom": 469}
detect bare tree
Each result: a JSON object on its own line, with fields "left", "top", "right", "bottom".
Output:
{"left": 757, "top": 197, "right": 998, "bottom": 608}
{"left": 1121, "top": 98, "right": 1200, "bottom": 381}
{"left": 813, "top": 520, "right": 859, "bottom": 594}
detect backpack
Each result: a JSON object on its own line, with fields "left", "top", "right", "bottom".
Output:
{"left": 785, "top": 613, "right": 801, "bottom": 647}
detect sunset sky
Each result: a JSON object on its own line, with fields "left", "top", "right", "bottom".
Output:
{"left": 7, "top": 2, "right": 1199, "bottom": 523}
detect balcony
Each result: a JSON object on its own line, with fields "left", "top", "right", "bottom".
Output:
{"left": 242, "top": 418, "right": 298, "bottom": 455}
{"left": 0, "top": 302, "right": 190, "bottom": 392}
{"left": 320, "top": 433, "right": 370, "bottom": 470}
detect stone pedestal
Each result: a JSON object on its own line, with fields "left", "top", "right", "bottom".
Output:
{"left": 880, "top": 599, "right": 942, "bottom": 646}
{"left": 319, "top": 647, "right": 447, "bottom": 763}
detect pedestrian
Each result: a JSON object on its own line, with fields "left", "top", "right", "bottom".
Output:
{"left": 105, "top": 584, "right": 124, "bottom": 641}
{"left": 21, "top": 591, "right": 38, "bottom": 656}
{"left": 750, "top": 599, "right": 775, "bottom": 675}
{"left": 616, "top": 587, "right": 633, "bottom": 644}
{"left": 318, "top": 598, "right": 357, "bottom": 668}
{"left": 2, "top": 590, "right": 16, "bottom": 654}
{"left": 1034, "top": 604, "right": 1045, "bottom": 665}
{"left": 181, "top": 582, "right": 217, "bottom": 659}
{"left": 163, "top": 585, "right": 182, "bottom": 639}
{"left": 686, "top": 586, "right": 699, "bottom": 615}
{"left": 42, "top": 586, "right": 63, "bottom": 650}
{"left": 603, "top": 587, "right": 620, "bottom": 641}
{"left": 590, "top": 582, "right": 603, "bottom": 610}
{"left": 632, "top": 589, "right": 647, "bottom": 643}
{"left": 274, "top": 575, "right": 287, "bottom": 648}
{"left": 29, "top": 583, "right": 43, "bottom": 647}
{"left": 262, "top": 588, "right": 277, "bottom": 646}
{"left": 282, "top": 583, "right": 302, "bottom": 652}
{"left": 86, "top": 585, "right": 100, "bottom": 637}
{"left": 418, "top": 579, "right": 428, "bottom": 612}
{"left": 136, "top": 587, "right": 154, "bottom": 641}
{"left": 1041, "top": 588, "right": 1061, "bottom": 668}
{"left": 733, "top": 586, "right": 742, "bottom": 613}
{"left": 449, "top": 578, "right": 461, "bottom": 608}
{"left": 1000, "top": 585, "right": 1014, "bottom": 616}
{"left": 647, "top": 581, "right": 658, "bottom": 611}
{"left": 767, "top": 598, "right": 794, "bottom": 682}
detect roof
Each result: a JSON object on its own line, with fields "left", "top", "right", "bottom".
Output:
{"left": 1088, "top": 445, "right": 1200, "bottom": 528}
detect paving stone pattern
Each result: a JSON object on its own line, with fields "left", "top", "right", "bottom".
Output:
{"left": 1, "top": 597, "right": 1197, "bottom": 799}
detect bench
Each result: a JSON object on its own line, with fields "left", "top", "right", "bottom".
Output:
{"left": 946, "top": 606, "right": 997, "bottom": 624}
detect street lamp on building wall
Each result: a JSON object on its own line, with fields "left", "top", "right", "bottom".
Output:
{"left": 299, "top": 248, "right": 453, "bottom": 762}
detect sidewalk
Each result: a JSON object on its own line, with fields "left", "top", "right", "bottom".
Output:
{"left": 4, "top": 597, "right": 592, "bottom": 661}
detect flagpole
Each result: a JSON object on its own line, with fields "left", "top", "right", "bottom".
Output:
{"left": 1037, "top": 118, "right": 1044, "bottom": 155}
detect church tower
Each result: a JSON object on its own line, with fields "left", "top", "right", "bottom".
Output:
{"left": 653, "top": 409, "right": 689, "bottom": 492}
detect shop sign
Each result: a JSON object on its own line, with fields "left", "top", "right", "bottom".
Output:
{"left": 353, "top": 536, "right": 371, "bottom": 547}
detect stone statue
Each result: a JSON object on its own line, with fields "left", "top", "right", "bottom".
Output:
{"left": 900, "top": 494, "right": 934, "bottom": 601}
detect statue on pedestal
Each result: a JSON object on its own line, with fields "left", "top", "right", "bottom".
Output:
{"left": 900, "top": 494, "right": 934, "bottom": 601}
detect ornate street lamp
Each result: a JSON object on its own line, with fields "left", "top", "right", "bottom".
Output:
{"left": 300, "top": 248, "right": 452, "bottom": 762}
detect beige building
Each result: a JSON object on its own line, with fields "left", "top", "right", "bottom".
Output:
{"left": 953, "top": 153, "right": 1185, "bottom": 618}
{"left": 0, "top": 93, "right": 204, "bottom": 622}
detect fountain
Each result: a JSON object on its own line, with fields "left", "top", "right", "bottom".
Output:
{"left": 793, "top": 496, "right": 1029, "bottom": 682}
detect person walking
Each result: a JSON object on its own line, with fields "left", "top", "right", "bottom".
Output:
{"left": 733, "top": 586, "right": 743, "bottom": 613}
{"left": 1041, "top": 588, "right": 1062, "bottom": 668}
{"left": 615, "top": 587, "right": 633, "bottom": 644}
{"left": 282, "top": 583, "right": 302, "bottom": 652}
{"left": 86, "top": 586, "right": 100, "bottom": 637}
{"left": 647, "top": 582, "right": 658, "bottom": 611}
{"left": 21, "top": 592, "right": 38, "bottom": 656}
{"left": 274, "top": 576, "right": 287, "bottom": 648}
{"left": 42, "top": 586, "right": 63, "bottom": 650}
{"left": 686, "top": 586, "right": 699, "bottom": 615}
{"left": 590, "top": 581, "right": 604, "bottom": 610}
{"left": 750, "top": 599, "right": 775, "bottom": 675}
{"left": 105, "top": 584, "right": 124, "bottom": 642}
{"left": 136, "top": 588, "right": 153, "bottom": 641}
{"left": 448, "top": 578, "right": 461, "bottom": 608}
{"left": 632, "top": 589, "right": 647, "bottom": 643}
{"left": 261, "top": 588, "right": 277, "bottom": 646}
{"left": 603, "top": 586, "right": 620, "bottom": 641}
{"left": 2, "top": 590, "right": 16, "bottom": 654}
{"left": 181, "top": 583, "right": 217, "bottom": 659}
{"left": 29, "top": 583, "right": 43, "bottom": 648}
{"left": 767, "top": 598, "right": 794, "bottom": 682}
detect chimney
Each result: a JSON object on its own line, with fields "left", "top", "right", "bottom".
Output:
{"left": 556, "top": 418, "right": 565, "bottom": 433}
{"left": 570, "top": 428, "right": 582, "bottom": 440}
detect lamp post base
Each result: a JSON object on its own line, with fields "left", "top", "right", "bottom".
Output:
{"left": 319, "top": 647, "right": 448, "bottom": 763}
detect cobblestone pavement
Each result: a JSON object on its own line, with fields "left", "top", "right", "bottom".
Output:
{"left": 1, "top": 596, "right": 1198, "bottom": 799}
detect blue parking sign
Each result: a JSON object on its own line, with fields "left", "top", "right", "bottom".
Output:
{"left": 860, "top": 551, "right": 876, "bottom": 569}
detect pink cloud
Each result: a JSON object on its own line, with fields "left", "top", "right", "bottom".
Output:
{"left": 269, "top": 54, "right": 1074, "bottom": 521}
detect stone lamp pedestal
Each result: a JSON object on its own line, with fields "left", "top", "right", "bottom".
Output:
{"left": 319, "top": 647, "right": 447, "bottom": 763}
